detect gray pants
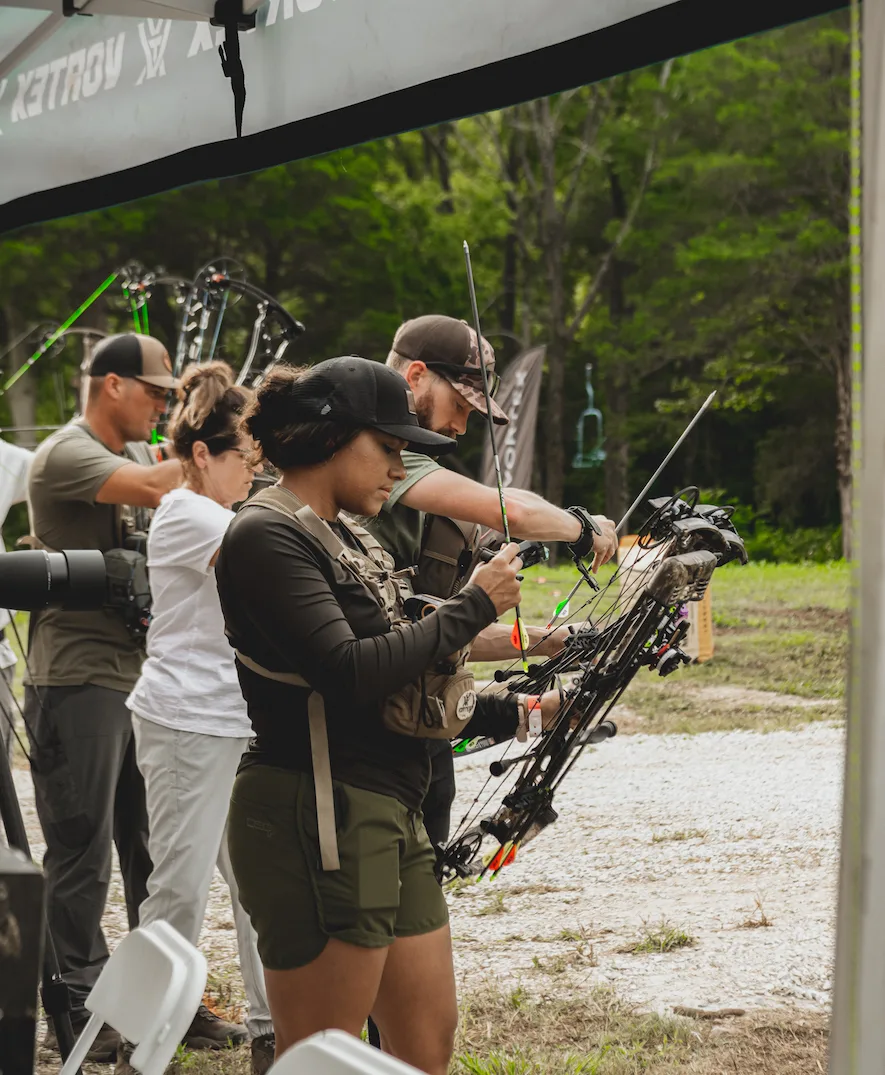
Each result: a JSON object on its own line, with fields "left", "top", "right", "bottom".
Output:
{"left": 132, "top": 713, "right": 272, "bottom": 1038}
{"left": 24, "top": 684, "right": 152, "bottom": 1019}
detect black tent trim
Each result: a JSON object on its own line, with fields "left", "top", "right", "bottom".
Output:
{"left": 1, "top": 0, "right": 846, "bottom": 234}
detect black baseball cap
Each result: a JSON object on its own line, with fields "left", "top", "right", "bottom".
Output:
{"left": 290, "top": 356, "right": 457, "bottom": 456}
{"left": 87, "top": 333, "right": 180, "bottom": 390}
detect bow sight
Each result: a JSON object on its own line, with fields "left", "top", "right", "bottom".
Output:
{"left": 437, "top": 487, "right": 748, "bottom": 885}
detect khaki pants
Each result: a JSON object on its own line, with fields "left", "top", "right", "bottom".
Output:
{"left": 131, "top": 712, "right": 272, "bottom": 1039}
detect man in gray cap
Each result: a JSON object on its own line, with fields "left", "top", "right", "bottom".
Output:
{"left": 25, "top": 333, "right": 185, "bottom": 1062}
{"left": 363, "top": 315, "right": 617, "bottom": 859}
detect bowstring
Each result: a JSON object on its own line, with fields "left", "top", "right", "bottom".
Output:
{"left": 447, "top": 498, "right": 680, "bottom": 854}
{"left": 447, "top": 546, "right": 668, "bottom": 850}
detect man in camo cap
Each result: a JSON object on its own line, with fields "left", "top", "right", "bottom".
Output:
{"left": 361, "top": 315, "right": 617, "bottom": 859}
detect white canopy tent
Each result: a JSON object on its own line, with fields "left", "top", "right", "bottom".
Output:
{"left": 0, "top": 0, "right": 845, "bottom": 231}
{"left": 0, "top": 0, "right": 880, "bottom": 1070}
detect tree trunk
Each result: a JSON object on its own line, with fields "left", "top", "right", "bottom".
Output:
{"left": 421, "top": 125, "right": 454, "bottom": 213}
{"left": 603, "top": 370, "right": 629, "bottom": 526}
{"left": 74, "top": 304, "right": 110, "bottom": 415}
{"left": 601, "top": 167, "right": 630, "bottom": 527}
{"left": 2, "top": 304, "right": 38, "bottom": 448}
{"left": 435, "top": 124, "right": 454, "bottom": 215}
{"left": 543, "top": 333, "right": 567, "bottom": 508}
{"left": 834, "top": 340, "right": 853, "bottom": 558}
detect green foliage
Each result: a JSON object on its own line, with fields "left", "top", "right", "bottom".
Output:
{"left": 698, "top": 488, "right": 843, "bottom": 563}
{"left": 741, "top": 521, "right": 843, "bottom": 564}
{"left": 0, "top": 13, "right": 851, "bottom": 540}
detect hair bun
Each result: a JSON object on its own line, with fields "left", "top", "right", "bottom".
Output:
{"left": 167, "top": 360, "right": 252, "bottom": 463}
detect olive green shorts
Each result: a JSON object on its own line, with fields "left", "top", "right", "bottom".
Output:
{"left": 227, "top": 765, "right": 449, "bottom": 971}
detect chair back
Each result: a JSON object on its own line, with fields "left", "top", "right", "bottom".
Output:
{"left": 59, "top": 923, "right": 207, "bottom": 1075}
{"left": 267, "top": 1029, "right": 425, "bottom": 1074}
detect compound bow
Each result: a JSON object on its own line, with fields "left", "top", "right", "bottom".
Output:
{"left": 437, "top": 488, "right": 748, "bottom": 884}
{"left": 172, "top": 257, "right": 306, "bottom": 385}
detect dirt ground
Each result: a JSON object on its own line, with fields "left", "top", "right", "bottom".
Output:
{"left": 17, "top": 683, "right": 841, "bottom": 1074}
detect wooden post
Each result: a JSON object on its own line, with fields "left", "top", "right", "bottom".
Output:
{"left": 684, "top": 586, "right": 714, "bottom": 663}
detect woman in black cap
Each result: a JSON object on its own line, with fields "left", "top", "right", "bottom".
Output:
{"left": 216, "top": 357, "right": 533, "bottom": 1074}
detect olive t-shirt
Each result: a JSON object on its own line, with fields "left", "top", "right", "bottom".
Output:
{"left": 25, "top": 419, "right": 149, "bottom": 692}
{"left": 356, "top": 450, "right": 441, "bottom": 571}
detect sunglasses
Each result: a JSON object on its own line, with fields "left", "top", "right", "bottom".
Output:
{"left": 425, "top": 361, "right": 501, "bottom": 400}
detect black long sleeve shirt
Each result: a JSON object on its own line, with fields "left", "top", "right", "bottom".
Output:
{"left": 216, "top": 505, "right": 517, "bottom": 810}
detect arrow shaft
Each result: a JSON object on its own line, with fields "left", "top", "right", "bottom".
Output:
{"left": 1, "top": 271, "right": 120, "bottom": 396}
{"left": 616, "top": 391, "right": 716, "bottom": 534}
{"left": 463, "top": 241, "right": 530, "bottom": 669}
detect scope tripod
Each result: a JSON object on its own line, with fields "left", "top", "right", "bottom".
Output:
{"left": 0, "top": 735, "right": 80, "bottom": 1073}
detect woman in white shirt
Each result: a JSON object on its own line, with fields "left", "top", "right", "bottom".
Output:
{"left": 126, "top": 361, "right": 275, "bottom": 1074}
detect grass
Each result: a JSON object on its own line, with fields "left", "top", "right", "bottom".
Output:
{"left": 202, "top": 972, "right": 244, "bottom": 1025}
{"left": 737, "top": 898, "right": 774, "bottom": 930}
{"left": 618, "top": 919, "right": 698, "bottom": 955}
{"left": 651, "top": 830, "right": 708, "bottom": 844}
{"left": 452, "top": 984, "right": 828, "bottom": 1074}
{"left": 44, "top": 984, "right": 828, "bottom": 1075}
{"left": 474, "top": 892, "right": 510, "bottom": 916}
{"left": 530, "top": 939, "right": 598, "bottom": 975}
{"left": 464, "top": 559, "right": 848, "bottom": 739}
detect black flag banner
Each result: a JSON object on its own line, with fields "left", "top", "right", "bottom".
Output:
{"left": 480, "top": 345, "right": 545, "bottom": 494}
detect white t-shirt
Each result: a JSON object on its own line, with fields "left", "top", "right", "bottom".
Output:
{"left": 126, "top": 487, "right": 251, "bottom": 737}
{"left": 0, "top": 441, "right": 34, "bottom": 668}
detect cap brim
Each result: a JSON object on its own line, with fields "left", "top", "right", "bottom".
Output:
{"left": 451, "top": 382, "right": 510, "bottom": 425}
{"left": 375, "top": 423, "right": 458, "bottom": 456}
{"left": 135, "top": 374, "right": 181, "bottom": 390}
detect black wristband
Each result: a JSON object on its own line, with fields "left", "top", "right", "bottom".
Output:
{"left": 565, "top": 505, "right": 602, "bottom": 560}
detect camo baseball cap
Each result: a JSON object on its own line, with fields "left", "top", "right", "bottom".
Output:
{"left": 391, "top": 314, "right": 510, "bottom": 426}
{"left": 87, "top": 333, "right": 180, "bottom": 390}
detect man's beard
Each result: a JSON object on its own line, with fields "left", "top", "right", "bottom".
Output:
{"left": 417, "top": 389, "right": 458, "bottom": 439}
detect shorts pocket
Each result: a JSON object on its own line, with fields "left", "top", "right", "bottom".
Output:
{"left": 356, "top": 833, "right": 401, "bottom": 912}
{"left": 303, "top": 782, "right": 404, "bottom": 939}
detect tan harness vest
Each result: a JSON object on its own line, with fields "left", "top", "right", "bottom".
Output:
{"left": 234, "top": 485, "right": 478, "bottom": 871}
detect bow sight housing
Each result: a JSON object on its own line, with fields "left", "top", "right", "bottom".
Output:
{"left": 438, "top": 488, "right": 748, "bottom": 884}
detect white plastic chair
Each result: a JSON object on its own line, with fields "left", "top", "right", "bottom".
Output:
{"left": 59, "top": 922, "right": 208, "bottom": 1075}
{"left": 267, "top": 1029, "right": 425, "bottom": 1074}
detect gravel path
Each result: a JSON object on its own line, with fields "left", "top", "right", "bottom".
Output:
{"left": 13, "top": 719, "right": 844, "bottom": 1019}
